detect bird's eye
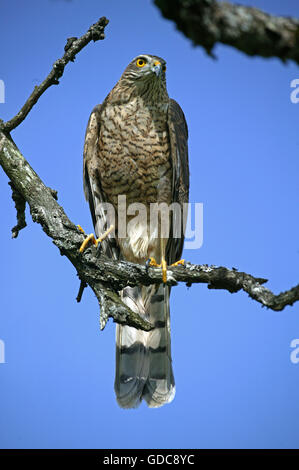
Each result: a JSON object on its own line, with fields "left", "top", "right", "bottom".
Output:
{"left": 162, "top": 64, "right": 166, "bottom": 72}
{"left": 136, "top": 58, "right": 146, "bottom": 67}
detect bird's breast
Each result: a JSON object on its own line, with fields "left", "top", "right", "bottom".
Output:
{"left": 98, "top": 100, "right": 172, "bottom": 207}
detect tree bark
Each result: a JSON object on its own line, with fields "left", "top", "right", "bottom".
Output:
{"left": 154, "top": 0, "right": 299, "bottom": 65}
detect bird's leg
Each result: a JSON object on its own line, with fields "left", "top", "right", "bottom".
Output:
{"left": 147, "top": 238, "right": 168, "bottom": 283}
{"left": 77, "top": 224, "right": 114, "bottom": 253}
{"left": 78, "top": 225, "right": 97, "bottom": 253}
{"left": 160, "top": 237, "right": 168, "bottom": 284}
{"left": 147, "top": 243, "right": 185, "bottom": 283}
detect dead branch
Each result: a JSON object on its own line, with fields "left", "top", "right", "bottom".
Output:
{"left": 154, "top": 0, "right": 299, "bottom": 65}
{"left": 1, "top": 17, "right": 109, "bottom": 133}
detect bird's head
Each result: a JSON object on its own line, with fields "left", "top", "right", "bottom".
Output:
{"left": 120, "top": 54, "right": 168, "bottom": 99}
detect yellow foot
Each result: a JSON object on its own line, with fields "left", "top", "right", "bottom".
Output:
{"left": 148, "top": 257, "right": 160, "bottom": 268}
{"left": 170, "top": 259, "right": 185, "bottom": 268}
{"left": 148, "top": 257, "right": 168, "bottom": 283}
{"left": 148, "top": 258, "right": 185, "bottom": 283}
{"left": 77, "top": 224, "right": 114, "bottom": 253}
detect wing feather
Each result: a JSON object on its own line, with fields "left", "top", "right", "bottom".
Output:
{"left": 166, "top": 99, "right": 190, "bottom": 264}
{"left": 83, "top": 104, "right": 119, "bottom": 260}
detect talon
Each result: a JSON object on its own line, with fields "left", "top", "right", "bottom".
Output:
{"left": 147, "top": 257, "right": 168, "bottom": 283}
{"left": 78, "top": 224, "right": 114, "bottom": 253}
{"left": 77, "top": 225, "right": 86, "bottom": 235}
{"left": 79, "top": 233, "right": 97, "bottom": 253}
{"left": 96, "top": 225, "right": 114, "bottom": 244}
{"left": 170, "top": 259, "right": 185, "bottom": 267}
{"left": 148, "top": 257, "right": 160, "bottom": 268}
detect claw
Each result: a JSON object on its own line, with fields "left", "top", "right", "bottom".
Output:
{"left": 97, "top": 225, "right": 114, "bottom": 243}
{"left": 148, "top": 257, "right": 160, "bottom": 268}
{"left": 77, "top": 224, "right": 114, "bottom": 253}
{"left": 170, "top": 259, "right": 185, "bottom": 268}
{"left": 77, "top": 225, "right": 86, "bottom": 235}
{"left": 147, "top": 257, "right": 168, "bottom": 283}
{"left": 79, "top": 233, "right": 97, "bottom": 253}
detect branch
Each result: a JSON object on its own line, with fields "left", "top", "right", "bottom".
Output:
{"left": 1, "top": 131, "right": 298, "bottom": 317}
{"left": 8, "top": 181, "right": 27, "bottom": 238}
{"left": 1, "top": 17, "right": 109, "bottom": 133}
{"left": 76, "top": 279, "right": 87, "bottom": 303}
{"left": 154, "top": 0, "right": 299, "bottom": 65}
{"left": 0, "top": 132, "right": 154, "bottom": 331}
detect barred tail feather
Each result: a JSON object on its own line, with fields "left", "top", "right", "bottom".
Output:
{"left": 115, "top": 286, "right": 150, "bottom": 409}
{"left": 144, "top": 285, "right": 175, "bottom": 407}
{"left": 114, "top": 285, "right": 175, "bottom": 409}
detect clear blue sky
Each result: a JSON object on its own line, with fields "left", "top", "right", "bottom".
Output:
{"left": 0, "top": 0, "right": 299, "bottom": 449}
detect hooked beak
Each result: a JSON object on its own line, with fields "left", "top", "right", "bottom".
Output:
{"left": 152, "top": 60, "right": 162, "bottom": 77}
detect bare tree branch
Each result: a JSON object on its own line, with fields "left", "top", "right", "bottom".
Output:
{"left": 0, "top": 15, "right": 298, "bottom": 336}
{"left": 1, "top": 131, "right": 298, "bottom": 317}
{"left": 1, "top": 17, "right": 109, "bottom": 133}
{"left": 154, "top": 0, "right": 299, "bottom": 65}
{"left": 0, "top": 132, "right": 155, "bottom": 331}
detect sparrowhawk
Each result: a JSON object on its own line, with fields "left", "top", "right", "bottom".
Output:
{"left": 82, "top": 54, "right": 189, "bottom": 408}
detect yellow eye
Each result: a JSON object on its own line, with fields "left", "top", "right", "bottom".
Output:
{"left": 136, "top": 58, "right": 146, "bottom": 67}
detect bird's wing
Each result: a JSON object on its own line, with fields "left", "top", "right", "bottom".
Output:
{"left": 83, "top": 104, "right": 120, "bottom": 260}
{"left": 166, "top": 98, "right": 190, "bottom": 264}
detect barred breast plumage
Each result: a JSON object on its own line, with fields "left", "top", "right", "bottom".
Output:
{"left": 99, "top": 98, "right": 171, "bottom": 201}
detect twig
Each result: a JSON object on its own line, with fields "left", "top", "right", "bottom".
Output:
{"left": 2, "top": 17, "right": 109, "bottom": 133}
{"left": 8, "top": 181, "right": 27, "bottom": 238}
{"left": 154, "top": 0, "right": 299, "bottom": 65}
{"left": 76, "top": 279, "right": 87, "bottom": 303}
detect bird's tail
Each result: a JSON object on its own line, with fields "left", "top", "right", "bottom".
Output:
{"left": 114, "top": 284, "right": 175, "bottom": 408}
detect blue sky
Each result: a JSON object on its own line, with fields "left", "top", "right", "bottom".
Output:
{"left": 0, "top": 0, "right": 299, "bottom": 449}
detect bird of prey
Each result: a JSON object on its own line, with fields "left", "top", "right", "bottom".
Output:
{"left": 81, "top": 54, "right": 189, "bottom": 408}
